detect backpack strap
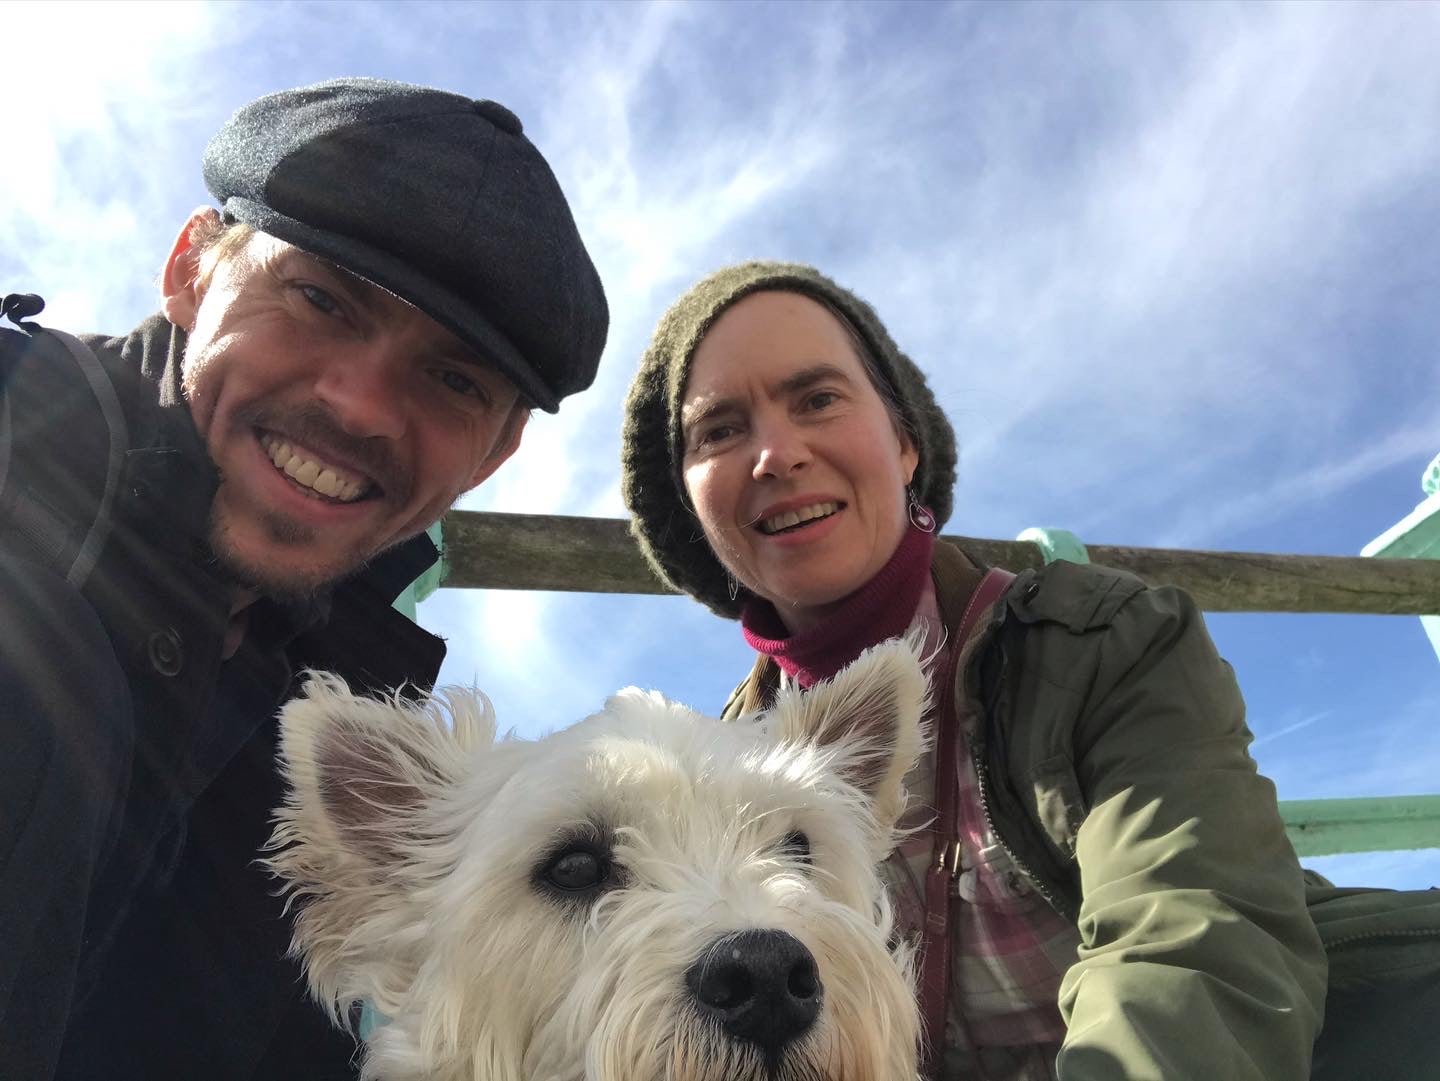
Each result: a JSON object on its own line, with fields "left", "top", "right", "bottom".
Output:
{"left": 43, "top": 327, "right": 128, "bottom": 588}
{"left": 0, "top": 386, "right": 10, "bottom": 501}
{"left": 0, "top": 294, "right": 33, "bottom": 496}
{"left": 0, "top": 297, "right": 129, "bottom": 591}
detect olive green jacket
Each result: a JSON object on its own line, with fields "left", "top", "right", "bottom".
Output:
{"left": 724, "top": 542, "right": 1425, "bottom": 1080}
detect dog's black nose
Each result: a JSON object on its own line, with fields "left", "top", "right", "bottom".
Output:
{"left": 685, "top": 929, "right": 821, "bottom": 1056}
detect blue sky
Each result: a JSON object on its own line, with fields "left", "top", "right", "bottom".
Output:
{"left": 4, "top": 0, "right": 1437, "bottom": 887}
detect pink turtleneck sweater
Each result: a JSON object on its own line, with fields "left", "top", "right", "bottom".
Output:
{"left": 740, "top": 523, "right": 938, "bottom": 688}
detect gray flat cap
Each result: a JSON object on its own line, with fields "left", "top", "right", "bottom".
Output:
{"left": 203, "top": 77, "right": 607, "bottom": 412}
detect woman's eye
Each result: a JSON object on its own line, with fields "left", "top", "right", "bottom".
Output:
{"left": 695, "top": 422, "right": 738, "bottom": 448}
{"left": 805, "top": 390, "right": 839, "bottom": 411}
{"left": 298, "top": 284, "right": 341, "bottom": 315}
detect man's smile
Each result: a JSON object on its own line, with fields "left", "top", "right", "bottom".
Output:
{"left": 257, "top": 430, "right": 377, "bottom": 504}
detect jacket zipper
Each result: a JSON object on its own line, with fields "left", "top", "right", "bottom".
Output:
{"left": 1324, "top": 927, "right": 1440, "bottom": 951}
{"left": 971, "top": 742, "right": 1070, "bottom": 918}
{"left": 966, "top": 637, "right": 1075, "bottom": 921}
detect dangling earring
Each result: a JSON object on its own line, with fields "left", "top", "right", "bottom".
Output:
{"left": 907, "top": 486, "right": 936, "bottom": 533}
{"left": 727, "top": 572, "right": 740, "bottom": 602}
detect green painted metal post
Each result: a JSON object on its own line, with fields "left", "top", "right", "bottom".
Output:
{"left": 1017, "top": 527, "right": 1090, "bottom": 565}
{"left": 1280, "top": 795, "right": 1440, "bottom": 857}
{"left": 392, "top": 521, "right": 448, "bottom": 622}
{"left": 1361, "top": 451, "right": 1440, "bottom": 662}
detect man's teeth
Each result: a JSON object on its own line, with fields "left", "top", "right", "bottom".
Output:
{"left": 259, "top": 434, "right": 368, "bottom": 502}
{"left": 760, "top": 502, "right": 839, "bottom": 535}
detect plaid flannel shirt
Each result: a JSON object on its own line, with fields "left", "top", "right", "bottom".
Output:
{"left": 882, "top": 587, "right": 1080, "bottom": 1081}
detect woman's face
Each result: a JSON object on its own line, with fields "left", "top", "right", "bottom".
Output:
{"left": 680, "top": 290, "right": 919, "bottom": 630}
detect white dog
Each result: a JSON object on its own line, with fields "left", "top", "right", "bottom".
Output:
{"left": 268, "top": 637, "right": 928, "bottom": 1081}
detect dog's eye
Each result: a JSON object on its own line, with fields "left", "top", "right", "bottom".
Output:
{"left": 545, "top": 848, "right": 607, "bottom": 892}
{"left": 779, "top": 830, "right": 812, "bottom": 866}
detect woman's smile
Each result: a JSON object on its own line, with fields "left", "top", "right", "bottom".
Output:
{"left": 755, "top": 500, "right": 842, "bottom": 536}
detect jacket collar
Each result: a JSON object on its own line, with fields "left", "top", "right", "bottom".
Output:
{"left": 122, "top": 310, "right": 189, "bottom": 409}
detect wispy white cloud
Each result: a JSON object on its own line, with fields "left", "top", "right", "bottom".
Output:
{"left": 1152, "top": 421, "right": 1440, "bottom": 551}
{"left": 1258, "top": 681, "right": 1440, "bottom": 802}
{"left": 0, "top": 2, "right": 226, "bottom": 328}
{"left": 462, "top": 1, "right": 870, "bottom": 523}
{"left": 441, "top": 2, "right": 1440, "bottom": 712}
{"left": 1252, "top": 709, "right": 1333, "bottom": 749}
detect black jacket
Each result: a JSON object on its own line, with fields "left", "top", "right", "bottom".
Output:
{"left": 1, "top": 315, "right": 446, "bottom": 1078}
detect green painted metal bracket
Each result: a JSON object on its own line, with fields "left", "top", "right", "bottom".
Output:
{"left": 1280, "top": 795, "right": 1440, "bottom": 857}
{"left": 1361, "top": 451, "right": 1440, "bottom": 662}
{"left": 392, "top": 521, "right": 449, "bottom": 622}
{"left": 359, "top": 1000, "right": 386, "bottom": 1041}
{"left": 1017, "top": 526, "right": 1090, "bottom": 565}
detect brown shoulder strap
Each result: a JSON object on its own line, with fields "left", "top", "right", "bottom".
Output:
{"left": 929, "top": 540, "right": 986, "bottom": 633}
{"left": 918, "top": 566, "right": 1015, "bottom": 1074}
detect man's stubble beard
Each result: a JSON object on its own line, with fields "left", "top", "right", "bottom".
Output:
{"left": 204, "top": 496, "right": 375, "bottom": 607}
{"left": 185, "top": 378, "right": 416, "bottom": 605}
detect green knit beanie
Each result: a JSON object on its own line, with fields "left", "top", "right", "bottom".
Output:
{"left": 621, "top": 261, "right": 958, "bottom": 619}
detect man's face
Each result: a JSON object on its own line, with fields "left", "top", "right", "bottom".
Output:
{"left": 163, "top": 217, "right": 528, "bottom": 597}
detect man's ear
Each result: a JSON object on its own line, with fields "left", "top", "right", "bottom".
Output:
{"left": 768, "top": 634, "right": 930, "bottom": 837}
{"left": 464, "top": 405, "right": 530, "bottom": 490}
{"left": 160, "top": 207, "right": 221, "bottom": 331}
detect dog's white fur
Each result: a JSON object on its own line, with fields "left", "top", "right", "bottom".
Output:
{"left": 268, "top": 637, "right": 929, "bottom": 1081}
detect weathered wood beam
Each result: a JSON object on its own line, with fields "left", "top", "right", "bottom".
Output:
{"left": 440, "top": 511, "right": 1440, "bottom": 615}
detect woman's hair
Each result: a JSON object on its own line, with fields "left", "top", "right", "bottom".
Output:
{"left": 811, "top": 295, "right": 919, "bottom": 452}
{"left": 621, "top": 261, "right": 957, "bottom": 619}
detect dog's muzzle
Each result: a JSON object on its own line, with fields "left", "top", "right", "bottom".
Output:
{"left": 685, "top": 929, "right": 822, "bottom": 1059}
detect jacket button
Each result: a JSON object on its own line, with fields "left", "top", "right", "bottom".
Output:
{"left": 147, "top": 628, "right": 184, "bottom": 676}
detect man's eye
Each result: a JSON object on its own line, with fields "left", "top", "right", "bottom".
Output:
{"left": 298, "top": 284, "right": 341, "bottom": 315}
{"left": 433, "top": 368, "right": 487, "bottom": 401}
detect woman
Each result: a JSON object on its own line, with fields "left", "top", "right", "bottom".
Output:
{"left": 621, "top": 261, "right": 1440, "bottom": 1080}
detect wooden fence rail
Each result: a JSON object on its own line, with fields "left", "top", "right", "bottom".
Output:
{"left": 438, "top": 511, "right": 1440, "bottom": 853}
{"left": 442, "top": 511, "right": 1440, "bottom": 615}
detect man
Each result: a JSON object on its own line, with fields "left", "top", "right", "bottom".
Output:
{"left": 0, "top": 78, "right": 607, "bottom": 1079}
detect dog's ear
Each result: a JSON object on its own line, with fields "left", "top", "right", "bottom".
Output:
{"left": 769, "top": 634, "right": 929, "bottom": 832}
{"left": 273, "top": 673, "right": 494, "bottom": 867}
{"left": 267, "top": 673, "right": 497, "bottom": 1020}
